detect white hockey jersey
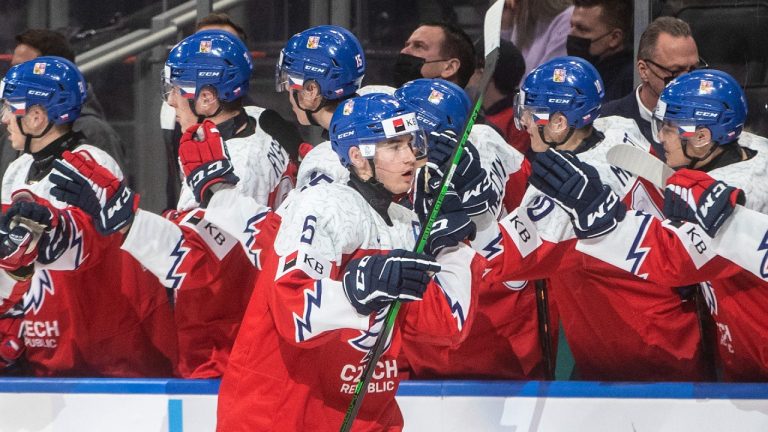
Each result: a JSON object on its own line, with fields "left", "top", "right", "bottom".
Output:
{"left": 217, "top": 182, "right": 479, "bottom": 431}
{"left": 176, "top": 106, "right": 292, "bottom": 211}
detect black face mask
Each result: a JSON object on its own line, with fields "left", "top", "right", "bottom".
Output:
{"left": 566, "top": 35, "right": 599, "bottom": 64}
{"left": 393, "top": 53, "right": 426, "bottom": 87}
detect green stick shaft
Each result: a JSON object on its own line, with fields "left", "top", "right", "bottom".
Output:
{"left": 339, "top": 96, "right": 485, "bottom": 432}
{"left": 339, "top": 3, "right": 502, "bottom": 429}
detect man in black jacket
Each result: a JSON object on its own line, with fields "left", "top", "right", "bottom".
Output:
{"left": 601, "top": 17, "right": 702, "bottom": 158}
{"left": 567, "top": 0, "right": 634, "bottom": 102}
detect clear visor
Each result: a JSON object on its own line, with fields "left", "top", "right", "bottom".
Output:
{"left": 356, "top": 130, "right": 428, "bottom": 164}
{"left": 0, "top": 99, "right": 26, "bottom": 119}
{"left": 160, "top": 67, "right": 196, "bottom": 102}
{"left": 513, "top": 91, "right": 552, "bottom": 130}
{"left": 651, "top": 113, "right": 701, "bottom": 143}
{"left": 275, "top": 68, "right": 304, "bottom": 93}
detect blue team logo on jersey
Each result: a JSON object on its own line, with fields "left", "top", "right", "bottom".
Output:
{"left": 758, "top": 229, "right": 768, "bottom": 278}
{"left": 526, "top": 195, "right": 555, "bottom": 221}
{"left": 348, "top": 309, "right": 393, "bottom": 361}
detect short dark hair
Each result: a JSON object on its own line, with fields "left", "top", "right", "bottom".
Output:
{"left": 196, "top": 12, "right": 247, "bottom": 42}
{"left": 573, "top": 0, "right": 633, "bottom": 46}
{"left": 638, "top": 16, "right": 693, "bottom": 60}
{"left": 421, "top": 21, "right": 476, "bottom": 88}
{"left": 15, "top": 29, "right": 75, "bottom": 62}
{"left": 495, "top": 40, "right": 525, "bottom": 95}
{"left": 476, "top": 38, "right": 525, "bottom": 95}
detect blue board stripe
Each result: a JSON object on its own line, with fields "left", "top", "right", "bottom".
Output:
{"left": 0, "top": 378, "right": 766, "bottom": 400}
{"left": 396, "top": 381, "right": 768, "bottom": 399}
{"left": 168, "top": 399, "right": 183, "bottom": 432}
{"left": 0, "top": 378, "right": 220, "bottom": 394}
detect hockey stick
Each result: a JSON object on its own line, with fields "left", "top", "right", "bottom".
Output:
{"left": 605, "top": 144, "right": 674, "bottom": 188}
{"left": 534, "top": 279, "right": 555, "bottom": 379}
{"left": 339, "top": 2, "right": 504, "bottom": 430}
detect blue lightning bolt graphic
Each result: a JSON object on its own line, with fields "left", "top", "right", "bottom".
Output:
{"left": 165, "top": 237, "right": 190, "bottom": 289}
{"left": 244, "top": 211, "right": 269, "bottom": 269}
{"left": 626, "top": 212, "right": 652, "bottom": 276}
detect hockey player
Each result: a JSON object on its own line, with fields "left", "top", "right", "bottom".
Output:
{"left": 393, "top": 78, "right": 553, "bottom": 379}
{"left": 213, "top": 93, "right": 480, "bottom": 431}
{"left": 277, "top": 25, "right": 364, "bottom": 130}
{"left": 395, "top": 78, "right": 529, "bottom": 218}
{"left": 165, "top": 30, "right": 293, "bottom": 211}
{"left": 0, "top": 56, "right": 176, "bottom": 376}
{"left": 532, "top": 70, "right": 768, "bottom": 380}
{"left": 50, "top": 30, "right": 294, "bottom": 378}
{"left": 156, "top": 29, "right": 293, "bottom": 377}
{"left": 470, "top": 56, "right": 710, "bottom": 380}
{"left": 160, "top": 21, "right": 302, "bottom": 209}
{"left": 276, "top": 25, "right": 366, "bottom": 189}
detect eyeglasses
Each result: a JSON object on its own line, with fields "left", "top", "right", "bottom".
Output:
{"left": 642, "top": 58, "right": 709, "bottom": 85}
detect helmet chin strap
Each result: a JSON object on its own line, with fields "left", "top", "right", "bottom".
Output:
{"left": 17, "top": 116, "right": 54, "bottom": 154}
{"left": 188, "top": 99, "right": 223, "bottom": 124}
{"left": 681, "top": 138, "right": 718, "bottom": 169}
{"left": 537, "top": 124, "right": 576, "bottom": 148}
{"left": 292, "top": 91, "right": 328, "bottom": 127}
{"left": 367, "top": 158, "right": 377, "bottom": 180}
{"left": 347, "top": 160, "right": 395, "bottom": 226}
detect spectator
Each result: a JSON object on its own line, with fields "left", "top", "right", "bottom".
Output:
{"left": 195, "top": 11, "right": 248, "bottom": 42}
{"left": 3, "top": 29, "right": 129, "bottom": 181}
{"left": 394, "top": 21, "right": 476, "bottom": 87}
{"left": 602, "top": 17, "right": 702, "bottom": 157}
{"left": 10, "top": 29, "right": 74, "bottom": 64}
{"left": 568, "top": 0, "right": 634, "bottom": 102}
{"left": 502, "top": 0, "right": 573, "bottom": 84}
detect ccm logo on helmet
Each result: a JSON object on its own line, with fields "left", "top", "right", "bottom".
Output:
{"left": 27, "top": 90, "right": 51, "bottom": 97}
{"left": 694, "top": 111, "right": 718, "bottom": 118}
{"left": 198, "top": 71, "right": 221, "bottom": 78}
{"left": 304, "top": 65, "right": 327, "bottom": 74}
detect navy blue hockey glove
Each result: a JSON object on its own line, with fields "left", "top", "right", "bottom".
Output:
{"left": 342, "top": 249, "right": 441, "bottom": 316}
{"left": 413, "top": 174, "right": 477, "bottom": 257}
{"left": 3, "top": 192, "right": 71, "bottom": 265}
{"left": 663, "top": 169, "right": 744, "bottom": 237}
{"left": 178, "top": 120, "right": 239, "bottom": 206}
{"left": 427, "top": 131, "right": 498, "bottom": 216}
{"left": 0, "top": 219, "right": 39, "bottom": 271}
{"left": 50, "top": 151, "right": 139, "bottom": 235}
{"left": 530, "top": 149, "right": 626, "bottom": 239}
